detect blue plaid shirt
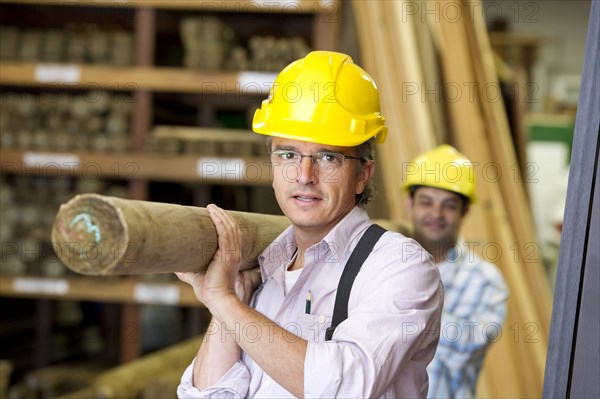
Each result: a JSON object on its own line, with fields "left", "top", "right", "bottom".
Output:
{"left": 427, "top": 240, "right": 509, "bottom": 399}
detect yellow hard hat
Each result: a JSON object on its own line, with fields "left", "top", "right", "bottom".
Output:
{"left": 252, "top": 51, "right": 387, "bottom": 147}
{"left": 404, "top": 144, "right": 477, "bottom": 203}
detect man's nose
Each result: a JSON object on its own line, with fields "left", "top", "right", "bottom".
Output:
{"left": 296, "top": 156, "right": 318, "bottom": 184}
{"left": 430, "top": 204, "right": 443, "bottom": 218}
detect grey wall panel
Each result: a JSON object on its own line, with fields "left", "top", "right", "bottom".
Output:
{"left": 542, "top": 1, "right": 599, "bottom": 397}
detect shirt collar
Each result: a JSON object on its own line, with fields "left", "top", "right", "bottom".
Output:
{"left": 437, "top": 238, "right": 467, "bottom": 268}
{"left": 258, "top": 206, "right": 371, "bottom": 281}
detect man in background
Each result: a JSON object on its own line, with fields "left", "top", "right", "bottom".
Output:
{"left": 405, "top": 145, "right": 509, "bottom": 399}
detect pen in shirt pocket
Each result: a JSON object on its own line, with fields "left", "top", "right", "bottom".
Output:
{"left": 305, "top": 290, "right": 312, "bottom": 314}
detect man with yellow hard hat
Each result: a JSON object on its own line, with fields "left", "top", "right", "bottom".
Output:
{"left": 404, "top": 145, "right": 509, "bottom": 399}
{"left": 177, "top": 51, "right": 443, "bottom": 398}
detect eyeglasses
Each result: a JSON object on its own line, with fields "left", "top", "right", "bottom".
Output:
{"left": 270, "top": 149, "right": 363, "bottom": 169}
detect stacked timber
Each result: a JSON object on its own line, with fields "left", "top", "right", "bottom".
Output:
{"left": 147, "top": 125, "right": 268, "bottom": 157}
{"left": 0, "top": 26, "right": 19, "bottom": 60}
{"left": 0, "top": 24, "right": 133, "bottom": 65}
{"left": 0, "top": 92, "right": 132, "bottom": 153}
{"left": 352, "top": 1, "right": 551, "bottom": 397}
{"left": 245, "top": 36, "right": 311, "bottom": 72}
{"left": 178, "top": 15, "right": 311, "bottom": 72}
{"left": 180, "top": 17, "right": 231, "bottom": 70}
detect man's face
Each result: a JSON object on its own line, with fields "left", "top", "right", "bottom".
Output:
{"left": 270, "top": 137, "right": 373, "bottom": 237}
{"left": 407, "top": 186, "right": 468, "bottom": 249}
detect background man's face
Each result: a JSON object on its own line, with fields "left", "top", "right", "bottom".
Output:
{"left": 407, "top": 186, "right": 467, "bottom": 251}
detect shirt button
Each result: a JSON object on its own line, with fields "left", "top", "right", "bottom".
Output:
{"left": 318, "top": 315, "right": 326, "bottom": 323}
{"left": 264, "top": 379, "right": 272, "bottom": 388}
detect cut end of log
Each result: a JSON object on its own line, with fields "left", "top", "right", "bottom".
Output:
{"left": 51, "top": 194, "right": 129, "bottom": 275}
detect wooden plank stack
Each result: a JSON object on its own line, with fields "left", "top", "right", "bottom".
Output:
{"left": 353, "top": 1, "right": 439, "bottom": 221}
{"left": 352, "top": 1, "right": 552, "bottom": 397}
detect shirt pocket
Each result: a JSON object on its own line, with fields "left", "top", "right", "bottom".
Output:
{"left": 298, "top": 313, "right": 332, "bottom": 343}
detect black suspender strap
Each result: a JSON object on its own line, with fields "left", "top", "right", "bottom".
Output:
{"left": 325, "top": 224, "right": 386, "bottom": 341}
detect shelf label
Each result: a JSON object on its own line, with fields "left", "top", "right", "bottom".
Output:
{"left": 34, "top": 64, "right": 81, "bottom": 84}
{"left": 134, "top": 283, "right": 180, "bottom": 305}
{"left": 197, "top": 157, "right": 245, "bottom": 181}
{"left": 13, "top": 278, "right": 69, "bottom": 295}
{"left": 23, "top": 152, "right": 80, "bottom": 168}
{"left": 237, "top": 72, "right": 277, "bottom": 93}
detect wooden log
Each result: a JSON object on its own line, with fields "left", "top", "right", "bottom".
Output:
{"left": 93, "top": 336, "right": 202, "bottom": 399}
{"left": 25, "top": 365, "right": 96, "bottom": 398}
{"left": 139, "top": 368, "right": 183, "bottom": 399}
{"left": 51, "top": 194, "right": 291, "bottom": 275}
{"left": 52, "top": 194, "right": 410, "bottom": 276}
{"left": 0, "top": 360, "right": 13, "bottom": 399}
{"left": 54, "top": 386, "right": 96, "bottom": 399}
{"left": 7, "top": 382, "right": 38, "bottom": 399}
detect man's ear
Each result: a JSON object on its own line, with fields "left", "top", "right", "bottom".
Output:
{"left": 462, "top": 203, "right": 470, "bottom": 217}
{"left": 356, "top": 161, "right": 375, "bottom": 194}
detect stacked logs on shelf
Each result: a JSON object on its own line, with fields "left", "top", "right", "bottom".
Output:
{"left": 179, "top": 16, "right": 310, "bottom": 72}
{"left": 0, "top": 92, "right": 131, "bottom": 153}
{"left": 242, "top": 35, "right": 311, "bottom": 72}
{"left": 180, "top": 16, "right": 234, "bottom": 70}
{"left": 145, "top": 125, "right": 269, "bottom": 157}
{"left": 352, "top": 1, "right": 551, "bottom": 398}
{"left": 0, "top": 177, "right": 128, "bottom": 278}
{"left": 0, "top": 24, "right": 133, "bottom": 65}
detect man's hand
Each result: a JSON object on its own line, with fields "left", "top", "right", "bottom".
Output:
{"left": 176, "top": 204, "right": 261, "bottom": 310}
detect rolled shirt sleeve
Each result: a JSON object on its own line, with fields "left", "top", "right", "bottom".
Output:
{"left": 177, "top": 359, "right": 250, "bottom": 399}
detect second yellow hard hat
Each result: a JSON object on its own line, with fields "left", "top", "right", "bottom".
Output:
{"left": 404, "top": 145, "right": 477, "bottom": 203}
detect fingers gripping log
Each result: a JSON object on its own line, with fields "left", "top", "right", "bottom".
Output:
{"left": 51, "top": 194, "right": 291, "bottom": 275}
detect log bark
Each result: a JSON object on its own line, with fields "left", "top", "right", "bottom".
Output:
{"left": 51, "top": 194, "right": 291, "bottom": 275}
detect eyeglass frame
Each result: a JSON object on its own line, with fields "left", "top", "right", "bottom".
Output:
{"left": 269, "top": 149, "right": 365, "bottom": 169}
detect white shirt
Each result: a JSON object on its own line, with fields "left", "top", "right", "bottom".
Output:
{"left": 178, "top": 207, "right": 443, "bottom": 398}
